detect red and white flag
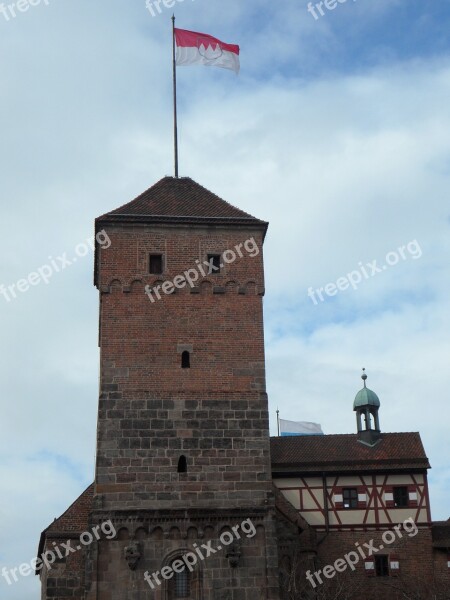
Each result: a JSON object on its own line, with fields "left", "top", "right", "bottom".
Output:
{"left": 174, "top": 28, "right": 240, "bottom": 74}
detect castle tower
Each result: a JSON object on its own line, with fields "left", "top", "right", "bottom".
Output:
{"left": 87, "top": 176, "right": 281, "bottom": 599}
{"left": 353, "top": 369, "right": 381, "bottom": 446}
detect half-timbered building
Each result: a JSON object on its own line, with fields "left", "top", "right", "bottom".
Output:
{"left": 272, "top": 373, "right": 449, "bottom": 598}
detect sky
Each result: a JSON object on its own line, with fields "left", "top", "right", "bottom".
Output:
{"left": 1, "top": 0, "right": 450, "bottom": 598}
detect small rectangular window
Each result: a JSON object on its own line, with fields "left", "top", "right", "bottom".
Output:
{"left": 207, "top": 254, "right": 221, "bottom": 274}
{"left": 375, "top": 555, "right": 389, "bottom": 577}
{"left": 149, "top": 254, "right": 163, "bottom": 274}
{"left": 393, "top": 486, "right": 409, "bottom": 508}
{"left": 181, "top": 351, "right": 190, "bottom": 369}
{"left": 343, "top": 488, "right": 358, "bottom": 509}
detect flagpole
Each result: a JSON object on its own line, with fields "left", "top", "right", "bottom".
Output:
{"left": 172, "top": 14, "right": 179, "bottom": 178}
{"left": 276, "top": 408, "right": 280, "bottom": 437}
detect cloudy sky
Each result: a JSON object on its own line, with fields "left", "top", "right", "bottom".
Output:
{"left": 1, "top": 0, "right": 449, "bottom": 597}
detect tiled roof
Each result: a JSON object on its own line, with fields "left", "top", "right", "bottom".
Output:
{"left": 45, "top": 483, "right": 94, "bottom": 534}
{"left": 96, "top": 177, "right": 267, "bottom": 227}
{"left": 93, "top": 176, "right": 268, "bottom": 287}
{"left": 271, "top": 433, "right": 430, "bottom": 473}
{"left": 432, "top": 519, "right": 450, "bottom": 548}
{"left": 36, "top": 484, "right": 94, "bottom": 573}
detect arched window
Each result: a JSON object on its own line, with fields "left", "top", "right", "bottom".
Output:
{"left": 168, "top": 560, "right": 190, "bottom": 599}
{"left": 175, "top": 566, "right": 190, "bottom": 598}
{"left": 181, "top": 351, "right": 190, "bottom": 369}
{"left": 177, "top": 455, "right": 187, "bottom": 474}
{"left": 165, "top": 550, "right": 202, "bottom": 600}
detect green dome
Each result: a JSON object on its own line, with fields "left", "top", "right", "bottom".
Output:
{"left": 353, "top": 386, "right": 380, "bottom": 410}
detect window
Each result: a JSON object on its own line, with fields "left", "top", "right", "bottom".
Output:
{"left": 343, "top": 488, "right": 358, "bottom": 509}
{"left": 207, "top": 254, "right": 221, "bottom": 274}
{"left": 393, "top": 486, "right": 409, "bottom": 508}
{"left": 375, "top": 555, "right": 389, "bottom": 577}
{"left": 169, "top": 563, "right": 190, "bottom": 598}
{"left": 175, "top": 568, "right": 190, "bottom": 597}
{"left": 149, "top": 254, "right": 163, "bottom": 274}
{"left": 181, "top": 351, "right": 190, "bottom": 369}
{"left": 167, "top": 554, "right": 200, "bottom": 600}
{"left": 177, "top": 455, "right": 187, "bottom": 473}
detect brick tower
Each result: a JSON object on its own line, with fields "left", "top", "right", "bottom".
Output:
{"left": 41, "top": 176, "right": 279, "bottom": 600}
{"left": 90, "top": 176, "right": 281, "bottom": 598}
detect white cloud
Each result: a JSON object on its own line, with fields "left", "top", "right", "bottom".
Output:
{"left": 0, "top": 458, "right": 90, "bottom": 600}
{"left": 1, "top": 4, "right": 449, "bottom": 598}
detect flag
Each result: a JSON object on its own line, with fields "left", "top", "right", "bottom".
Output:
{"left": 280, "top": 420, "right": 324, "bottom": 437}
{"left": 174, "top": 28, "right": 240, "bottom": 74}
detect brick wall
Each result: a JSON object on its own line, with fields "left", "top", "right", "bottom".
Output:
{"left": 312, "top": 527, "right": 448, "bottom": 599}
{"left": 94, "top": 225, "right": 274, "bottom": 511}
{"left": 40, "top": 539, "right": 87, "bottom": 600}
{"left": 86, "top": 221, "right": 282, "bottom": 598}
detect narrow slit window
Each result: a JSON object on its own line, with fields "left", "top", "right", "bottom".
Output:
{"left": 178, "top": 455, "right": 187, "bottom": 473}
{"left": 181, "top": 351, "right": 190, "bottom": 369}
{"left": 207, "top": 253, "right": 221, "bottom": 274}
{"left": 149, "top": 254, "right": 163, "bottom": 274}
{"left": 375, "top": 555, "right": 389, "bottom": 577}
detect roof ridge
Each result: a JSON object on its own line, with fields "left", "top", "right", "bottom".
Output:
{"left": 270, "top": 432, "right": 421, "bottom": 439}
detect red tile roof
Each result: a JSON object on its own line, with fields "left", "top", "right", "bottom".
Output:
{"left": 94, "top": 176, "right": 268, "bottom": 287}
{"left": 271, "top": 433, "right": 430, "bottom": 473}
{"left": 96, "top": 176, "right": 267, "bottom": 227}
{"left": 37, "top": 484, "right": 94, "bottom": 571}
{"left": 45, "top": 483, "right": 94, "bottom": 534}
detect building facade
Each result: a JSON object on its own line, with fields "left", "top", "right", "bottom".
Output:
{"left": 272, "top": 374, "right": 450, "bottom": 599}
{"left": 37, "top": 177, "right": 449, "bottom": 600}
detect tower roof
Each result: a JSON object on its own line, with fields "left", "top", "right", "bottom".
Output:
{"left": 96, "top": 176, "right": 268, "bottom": 229}
{"left": 353, "top": 368, "right": 380, "bottom": 410}
{"left": 94, "top": 176, "right": 268, "bottom": 288}
{"left": 353, "top": 387, "right": 380, "bottom": 409}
